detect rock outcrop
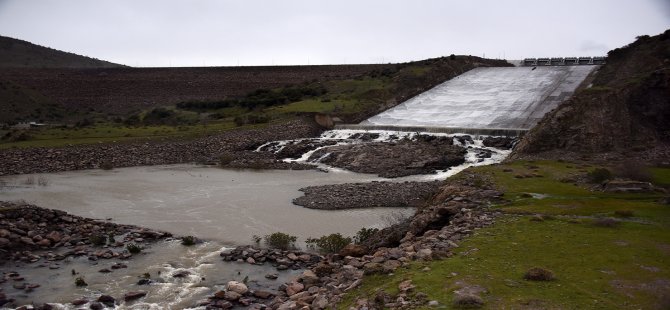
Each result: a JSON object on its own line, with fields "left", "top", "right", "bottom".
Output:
{"left": 512, "top": 30, "right": 670, "bottom": 160}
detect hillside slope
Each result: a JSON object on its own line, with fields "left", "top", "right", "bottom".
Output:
{"left": 512, "top": 30, "right": 670, "bottom": 159}
{"left": 0, "top": 35, "right": 123, "bottom": 68}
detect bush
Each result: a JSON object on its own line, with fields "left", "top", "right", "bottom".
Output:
{"left": 219, "top": 154, "right": 235, "bottom": 166}
{"left": 74, "top": 277, "right": 88, "bottom": 287}
{"left": 37, "top": 176, "right": 49, "bottom": 186}
{"left": 615, "top": 161, "right": 652, "bottom": 182}
{"left": 587, "top": 168, "right": 612, "bottom": 183}
{"left": 354, "top": 227, "right": 379, "bottom": 244}
{"left": 181, "top": 236, "right": 197, "bottom": 246}
{"left": 126, "top": 243, "right": 142, "bottom": 254}
{"left": 100, "top": 160, "right": 114, "bottom": 170}
{"left": 89, "top": 234, "right": 107, "bottom": 246}
{"left": 264, "top": 232, "right": 297, "bottom": 250}
{"left": 306, "top": 233, "right": 352, "bottom": 253}
{"left": 252, "top": 235, "right": 262, "bottom": 245}
{"left": 523, "top": 267, "right": 555, "bottom": 281}
{"left": 614, "top": 210, "right": 634, "bottom": 218}
{"left": 592, "top": 217, "right": 620, "bottom": 228}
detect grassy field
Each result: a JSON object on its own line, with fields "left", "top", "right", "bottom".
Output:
{"left": 0, "top": 120, "right": 248, "bottom": 149}
{"left": 341, "top": 162, "right": 670, "bottom": 309}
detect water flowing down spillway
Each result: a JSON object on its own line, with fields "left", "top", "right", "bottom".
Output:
{"left": 360, "top": 66, "right": 596, "bottom": 131}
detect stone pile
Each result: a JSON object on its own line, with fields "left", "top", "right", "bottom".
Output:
{"left": 293, "top": 181, "right": 441, "bottom": 210}
{"left": 0, "top": 201, "right": 171, "bottom": 262}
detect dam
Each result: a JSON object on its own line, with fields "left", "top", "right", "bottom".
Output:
{"left": 341, "top": 64, "right": 598, "bottom": 136}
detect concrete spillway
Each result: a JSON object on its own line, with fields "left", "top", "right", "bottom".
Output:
{"left": 349, "top": 66, "right": 596, "bottom": 136}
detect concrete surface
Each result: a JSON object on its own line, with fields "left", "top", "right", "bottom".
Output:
{"left": 361, "top": 66, "right": 596, "bottom": 130}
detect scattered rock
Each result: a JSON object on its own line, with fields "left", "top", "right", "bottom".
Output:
{"left": 226, "top": 281, "right": 249, "bottom": 295}
{"left": 123, "top": 291, "right": 147, "bottom": 302}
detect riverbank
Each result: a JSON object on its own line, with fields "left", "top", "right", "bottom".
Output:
{"left": 0, "top": 118, "right": 323, "bottom": 176}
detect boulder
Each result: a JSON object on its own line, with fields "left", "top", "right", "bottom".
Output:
{"left": 226, "top": 281, "right": 249, "bottom": 295}
{"left": 339, "top": 244, "right": 366, "bottom": 257}
{"left": 285, "top": 281, "right": 304, "bottom": 296}
{"left": 123, "top": 291, "right": 147, "bottom": 302}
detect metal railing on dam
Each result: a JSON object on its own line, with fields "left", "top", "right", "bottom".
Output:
{"left": 523, "top": 56, "right": 606, "bottom": 66}
{"left": 334, "top": 124, "right": 528, "bottom": 137}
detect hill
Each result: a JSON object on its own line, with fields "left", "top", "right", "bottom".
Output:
{"left": 512, "top": 29, "right": 670, "bottom": 160}
{"left": 0, "top": 35, "right": 124, "bottom": 68}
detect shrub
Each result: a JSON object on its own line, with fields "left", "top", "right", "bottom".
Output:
{"left": 614, "top": 210, "right": 634, "bottom": 218}
{"left": 37, "top": 176, "right": 49, "bottom": 186}
{"left": 264, "top": 232, "right": 297, "bottom": 250}
{"left": 252, "top": 235, "right": 262, "bottom": 245}
{"left": 181, "top": 236, "right": 197, "bottom": 246}
{"left": 74, "top": 277, "right": 88, "bottom": 287}
{"left": 615, "top": 161, "right": 652, "bottom": 182}
{"left": 22, "top": 176, "right": 35, "bottom": 185}
{"left": 592, "top": 217, "right": 620, "bottom": 227}
{"left": 89, "top": 234, "right": 107, "bottom": 246}
{"left": 587, "top": 168, "right": 612, "bottom": 183}
{"left": 100, "top": 160, "right": 114, "bottom": 170}
{"left": 449, "top": 54, "right": 456, "bottom": 60}
{"left": 126, "top": 243, "right": 142, "bottom": 254}
{"left": 219, "top": 154, "right": 235, "bottom": 166}
{"left": 354, "top": 227, "right": 379, "bottom": 244}
{"left": 523, "top": 267, "right": 555, "bottom": 281}
{"left": 306, "top": 233, "right": 352, "bottom": 253}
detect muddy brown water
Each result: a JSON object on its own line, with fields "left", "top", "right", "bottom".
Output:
{"left": 0, "top": 165, "right": 414, "bottom": 308}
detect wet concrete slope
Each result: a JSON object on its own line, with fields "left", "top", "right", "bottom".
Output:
{"left": 359, "top": 66, "right": 596, "bottom": 132}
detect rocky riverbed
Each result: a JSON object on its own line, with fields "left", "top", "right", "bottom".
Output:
{"left": 0, "top": 119, "right": 323, "bottom": 176}
{"left": 308, "top": 137, "right": 467, "bottom": 178}
{"left": 194, "top": 174, "right": 507, "bottom": 310}
{"left": 0, "top": 201, "right": 172, "bottom": 308}
{"left": 293, "top": 181, "right": 441, "bottom": 210}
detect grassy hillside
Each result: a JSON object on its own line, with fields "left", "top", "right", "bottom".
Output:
{"left": 0, "top": 56, "right": 508, "bottom": 149}
{"left": 0, "top": 35, "right": 123, "bottom": 68}
{"left": 342, "top": 161, "right": 670, "bottom": 309}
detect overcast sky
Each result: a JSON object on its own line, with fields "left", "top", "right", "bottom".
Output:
{"left": 0, "top": 0, "right": 668, "bottom": 67}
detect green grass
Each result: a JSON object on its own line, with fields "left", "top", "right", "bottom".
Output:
{"left": 340, "top": 161, "right": 670, "bottom": 309}
{"left": 651, "top": 167, "right": 670, "bottom": 188}
{"left": 0, "top": 120, "right": 241, "bottom": 149}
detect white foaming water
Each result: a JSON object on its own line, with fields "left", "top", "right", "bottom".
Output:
{"left": 257, "top": 129, "right": 511, "bottom": 181}
{"left": 1, "top": 240, "right": 301, "bottom": 309}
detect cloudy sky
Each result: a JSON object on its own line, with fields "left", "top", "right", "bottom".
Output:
{"left": 0, "top": 0, "right": 668, "bottom": 67}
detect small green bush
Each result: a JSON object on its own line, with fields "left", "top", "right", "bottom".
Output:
{"left": 306, "top": 233, "right": 352, "bottom": 253}
{"left": 181, "top": 236, "right": 196, "bottom": 246}
{"left": 89, "top": 234, "right": 107, "bottom": 246}
{"left": 75, "top": 277, "right": 88, "bottom": 287}
{"left": 264, "top": 232, "right": 297, "bottom": 250}
{"left": 615, "top": 161, "right": 652, "bottom": 182}
{"left": 252, "top": 235, "right": 262, "bottom": 245}
{"left": 587, "top": 168, "right": 612, "bottom": 183}
{"left": 100, "top": 160, "right": 114, "bottom": 170}
{"left": 354, "top": 227, "right": 379, "bottom": 244}
{"left": 126, "top": 243, "right": 142, "bottom": 254}
{"left": 219, "top": 154, "right": 235, "bottom": 166}
{"left": 592, "top": 217, "right": 620, "bottom": 228}
{"left": 614, "top": 210, "right": 634, "bottom": 218}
